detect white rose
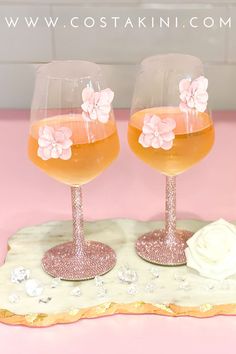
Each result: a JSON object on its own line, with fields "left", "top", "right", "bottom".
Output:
{"left": 185, "top": 219, "right": 236, "bottom": 280}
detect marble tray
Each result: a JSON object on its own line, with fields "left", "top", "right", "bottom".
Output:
{"left": 1, "top": 219, "right": 236, "bottom": 327}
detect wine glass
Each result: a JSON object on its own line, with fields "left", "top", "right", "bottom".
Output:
{"left": 128, "top": 54, "right": 214, "bottom": 265}
{"left": 28, "top": 60, "right": 120, "bottom": 280}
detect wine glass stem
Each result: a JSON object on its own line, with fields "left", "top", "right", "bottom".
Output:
{"left": 71, "top": 186, "right": 86, "bottom": 256}
{"left": 165, "top": 176, "right": 177, "bottom": 243}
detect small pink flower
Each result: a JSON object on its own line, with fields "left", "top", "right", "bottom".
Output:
{"left": 37, "top": 126, "right": 73, "bottom": 161}
{"left": 81, "top": 87, "right": 114, "bottom": 123}
{"left": 179, "top": 76, "right": 208, "bottom": 113}
{"left": 139, "top": 114, "right": 176, "bottom": 150}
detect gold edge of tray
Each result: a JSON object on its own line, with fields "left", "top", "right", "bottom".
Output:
{"left": 0, "top": 302, "right": 236, "bottom": 327}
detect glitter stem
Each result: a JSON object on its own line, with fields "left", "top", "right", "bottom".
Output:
{"left": 71, "top": 186, "right": 86, "bottom": 256}
{"left": 165, "top": 176, "right": 176, "bottom": 244}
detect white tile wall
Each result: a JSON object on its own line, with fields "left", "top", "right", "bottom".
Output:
{"left": 0, "top": 5, "right": 52, "bottom": 62}
{"left": 52, "top": 6, "right": 227, "bottom": 64}
{"left": 227, "top": 6, "right": 236, "bottom": 62}
{"left": 0, "top": 1, "right": 235, "bottom": 4}
{"left": 0, "top": 2, "right": 235, "bottom": 109}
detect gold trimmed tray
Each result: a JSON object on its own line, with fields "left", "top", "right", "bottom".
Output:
{"left": 1, "top": 219, "right": 236, "bottom": 327}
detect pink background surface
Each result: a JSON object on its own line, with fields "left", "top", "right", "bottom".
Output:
{"left": 0, "top": 109, "right": 236, "bottom": 353}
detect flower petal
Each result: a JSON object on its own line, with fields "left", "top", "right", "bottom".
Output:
{"left": 97, "top": 111, "right": 110, "bottom": 123}
{"left": 38, "top": 137, "right": 51, "bottom": 148}
{"left": 51, "top": 145, "right": 62, "bottom": 159}
{"left": 82, "top": 87, "right": 94, "bottom": 102}
{"left": 58, "top": 127, "right": 72, "bottom": 139}
{"left": 61, "top": 138, "right": 73, "bottom": 149}
{"left": 139, "top": 133, "right": 152, "bottom": 148}
{"left": 40, "top": 126, "right": 54, "bottom": 140}
{"left": 98, "top": 88, "right": 114, "bottom": 106}
{"left": 151, "top": 136, "right": 162, "bottom": 149}
{"left": 60, "top": 148, "right": 72, "bottom": 160}
{"left": 179, "top": 78, "right": 191, "bottom": 93}
{"left": 161, "top": 140, "right": 173, "bottom": 150}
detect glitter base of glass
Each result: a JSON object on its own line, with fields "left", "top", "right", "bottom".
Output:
{"left": 42, "top": 241, "right": 116, "bottom": 281}
{"left": 135, "top": 229, "right": 193, "bottom": 266}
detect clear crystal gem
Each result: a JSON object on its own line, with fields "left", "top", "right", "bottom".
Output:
{"left": 204, "top": 282, "right": 215, "bottom": 291}
{"left": 51, "top": 278, "right": 61, "bottom": 288}
{"left": 94, "top": 276, "right": 104, "bottom": 287}
{"left": 127, "top": 284, "right": 137, "bottom": 295}
{"left": 70, "top": 287, "right": 81, "bottom": 297}
{"left": 25, "top": 279, "right": 43, "bottom": 297}
{"left": 11, "top": 266, "right": 30, "bottom": 284}
{"left": 178, "top": 281, "right": 191, "bottom": 291}
{"left": 96, "top": 286, "right": 107, "bottom": 298}
{"left": 174, "top": 273, "right": 186, "bottom": 282}
{"left": 144, "top": 281, "right": 156, "bottom": 293}
{"left": 149, "top": 267, "right": 160, "bottom": 279}
{"left": 39, "top": 297, "right": 52, "bottom": 304}
{"left": 8, "top": 293, "right": 20, "bottom": 304}
{"left": 118, "top": 265, "right": 138, "bottom": 283}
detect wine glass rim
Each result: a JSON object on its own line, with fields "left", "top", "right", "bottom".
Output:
{"left": 36, "top": 60, "right": 102, "bottom": 79}
{"left": 141, "top": 53, "right": 203, "bottom": 66}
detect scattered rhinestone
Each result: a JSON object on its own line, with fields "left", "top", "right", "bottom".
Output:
{"left": 94, "top": 276, "right": 104, "bottom": 287}
{"left": 144, "top": 281, "right": 156, "bottom": 293}
{"left": 174, "top": 273, "right": 186, "bottom": 282}
{"left": 70, "top": 286, "right": 81, "bottom": 297}
{"left": 96, "top": 286, "right": 108, "bottom": 298}
{"left": 118, "top": 265, "right": 138, "bottom": 284}
{"left": 149, "top": 267, "right": 160, "bottom": 279}
{"left": 39, "top": 297, "right": 52, "bottom": 304}
{"left": 8, "top": 293, "right": 20, "bottom": 304}
{"left": 25, "top": 279, "right": 43, "bottom": 297}
{"left": 127, "top": 284, "right": 137, "bottom": 295}
{"left": 11, "top": 266, "right": 30, "bottom": 284}
{"left": 50, "top": 277, "right": 61, "bottom": 288}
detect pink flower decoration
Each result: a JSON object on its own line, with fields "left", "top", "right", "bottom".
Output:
{"left": 37, "top": 126, "right": 73, "bottom": 161}
{"left": 139, "top": 114, "right": 176, "bottom": 150}
{"left": 81, "top": 87, "right": 114, "bottom": 123}
{"left": 179, "top": 75, "right": 208, "bottom": 113}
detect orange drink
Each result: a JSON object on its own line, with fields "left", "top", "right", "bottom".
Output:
{"left": 28, "top": 114, "right": 120, "bottom": 186}
{"left": 128, "top": 107, "right": 214, "bottom": 176}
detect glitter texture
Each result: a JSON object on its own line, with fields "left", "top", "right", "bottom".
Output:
{"left": 136, "top": 176, "right": 193, "bottom": 265}
{"left": 42, "top": 186, "right": 116, "bottom": 280}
